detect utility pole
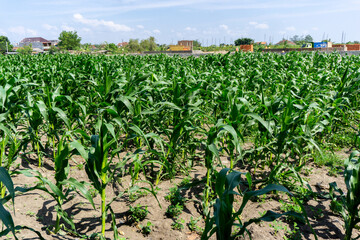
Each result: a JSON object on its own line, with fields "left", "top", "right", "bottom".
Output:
{"left": 6, "top": 41, "right": 8, "bottom": 53}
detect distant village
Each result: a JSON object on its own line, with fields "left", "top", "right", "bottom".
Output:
{"left": 3, "top": 35, "right": 360, "bottom": 55}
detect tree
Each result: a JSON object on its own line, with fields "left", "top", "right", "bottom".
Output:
{"left": 304, "top": 34, "right": 313, "bottom": 42}
{"left": 48, "top": 45, "right": 59, "bottom": 54}
{"left": 193, "top": 40, "right": 201, "bottom": 48}
{"left": 157, "top": 44, "right": 168, "bottom": 51}
{"left": 0, "top": 36, "right": 13, "bottom": 53}
{"left": 127, "top": 39, "right": 142, "bottom": 52}
{"left": 17, "top": 44, "right": 32, "bottom": 55}
{"left": 234, "top": 38, "right": 254, "bottom": 46}
{"left": 140, "top": 36, "right": 157, "bottom": 51}
{"left": 58, "top": 31, "right": 81, "bottom": 50}
{"left": 290, "top": 35, "right": 302, "bottom": 44}
{"left": 105, "top": 43, "right": 118, "bottom": 53}
{"left": 81, "top": 43, "right": 93, "bottom": 52}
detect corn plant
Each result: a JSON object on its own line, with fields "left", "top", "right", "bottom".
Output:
{"left": 23, "top": 92, "right": 45, "bottom": 167}
{"left": 329, "top": 151, "right": 360, "bottom": 240}
{"left": 203, "top": 126, "right": 219, "bottom": 216}
{"left": 0, "top": 122, "right": 20, "bottom": 198}
{"left": 0, "top": 167, "right": 44, "bottom": 239}
{"left": 19, "top": 137, "right": 95, "bottom": 235}
{"left": 71, "top": 119, "right": 117, "bottom": 237}
{"left": 201, "top": 168, "right": 306, "bottom": 240}
{"left": 72, "top": 118, "right": 159, "bottom": 238}
{"left": 37, "top": 85, "right": 70, "bottom": 161}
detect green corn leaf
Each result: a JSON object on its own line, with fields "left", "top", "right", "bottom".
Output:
{"left": 0, "top": 167, "right": 15, "bottom": 207}
{"left": 215, "top": 168, "right": 230, "bottom": 197}
{"left": 235, "top": 210, "right": 305, "bottom": 236}
{"left": 36, "top": 100, "right": 48, "bottom": 122}
{"left": 63, "top": 178, "right": 95, "bottom": 209}
{"left": 0, "top": 225, "right": 45, "bottom": 240}
{"left": 53, "top": 106, "right": 70, "bottom": 128}
{"left": 237, "top": 184, "right": 292, "bottom": 217}
{"left": 246, "top": 113, "right": 273, "bottom": 135}
{"left": 70, "top": 140, "right": 89, "bottom": 160}
{"left": 0, "top": 203, "right": 15, "bottom": 239}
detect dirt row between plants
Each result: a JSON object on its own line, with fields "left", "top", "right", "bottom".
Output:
{"left": 7, "top": 150, "right": 358, "bottom": 240}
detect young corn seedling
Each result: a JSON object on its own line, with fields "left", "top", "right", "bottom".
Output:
{"left": 203, "top": 126, "right": 219, "bottom": 216}
{"left": 23, "top": 92, "right": 45, "bottom": 167}
{"left": 72, "top": 118, "right": 160, "bottom": 238}
{"left": 201, "top": 168, "right": 307, "bottom": 240}
{"left": 20, "top": 136, "right": 95, "bottom": 235}
{"left": 329, "top": 151, "right": 360, "bottom": 240}
{"left": 0, "top": 166, "right": 16, "bottom": 238}
{"left": 0, "top": 123, "right": 18, "bottom": 197}
{"left": 0, "top": 167, "right": 44, "bottom": 240}
{"left": 71, "top": 119, "right": 117, "bottom": 237}
{"left": 37, "top": 85, "right": 70, "bottom": 161}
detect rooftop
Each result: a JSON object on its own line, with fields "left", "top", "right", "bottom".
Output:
{"left": 20, "top": 37, "right": 50, "bottom": 43}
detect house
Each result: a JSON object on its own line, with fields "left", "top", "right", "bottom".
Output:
{"left": 117, "top": 42, "right": 128, "bottom": 48}
{"left": 19, "top": 37, "right": 56, "bottom": 51}
{"left": 49, "top": 40, "right": 59, "bottom": 46}
{"left": 275, "top": 40, "right": 296, "bottom": 46}
{"left": 178, "top": 40, "right": 193, "bottom": 50}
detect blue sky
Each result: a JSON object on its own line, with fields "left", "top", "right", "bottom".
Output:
{"left": 1, "top": 0, "right": 360, "bottom": 45}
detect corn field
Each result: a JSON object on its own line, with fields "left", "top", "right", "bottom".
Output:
{"left": 0, "top": 52, "right": 359, "bottom": 239}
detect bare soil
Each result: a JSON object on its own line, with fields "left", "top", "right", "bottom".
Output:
{"left": 6, "top": 149, "right": 359, "bottom": 240}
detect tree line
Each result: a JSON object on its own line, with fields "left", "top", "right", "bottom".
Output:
{"left": 2, "top": 31, "right": 360, "bottom": 55}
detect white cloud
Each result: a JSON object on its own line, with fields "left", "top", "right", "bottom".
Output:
{"left": 312, "top": 27, "right": 319, "bottom": 31}
{"left": 136, "top": 25, "right": 144, "bottom": 29}
{"left": 153, "top": 29, "right": 161, "bottom": 34}
{"left": 255, "top": 23, "right": 269, "bottom": 29}
{"left": 73, "top": 13, "right": 132, "bottom": 32}
{"left": 61, "top": 25, "right": 75, "bottom": 31}
{"left": 82, "top": 28, "right": 91, "bottom": 32}
{"left": 9, "top": 26, "right": 37, "bottom": 36}
{"left": 219, "top": 24, "right": 229, "bottom": 30}
{"left": 185, "top": 27, "right": 197, "bottom": 31}
{"left": 84, "top": 0, "right": 210, "bottom": 13}
{"left": 204, "top": 2, "right": 323, "bottom": 11}
{"left": 301, "top": 30, "right": 309, "bottom": 35}
{"left": 285, "top": 26, "right": 296, "bottom": 31}
{"left": 42, "top": 24, "right": 58, "bottom": 31}
{"left": 249, "top": 22, "right": 269, "bottom": 29}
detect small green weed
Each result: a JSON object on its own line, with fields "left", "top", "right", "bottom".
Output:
{"left": 302, "top": 166, "right": 313, "bottom": 176}
{"left": 76, "top": 163, "right": 84, "bottom": 170}
{"left": 140, "top": 221, "right": 153, "bottom": 235}
{"left": 256, "top": 194, "right": 267, "bottom": 204}
{"left": 187, "top": 216, "right": 203, "bottom": 234}
{"left": 129, "top": 204, "right": 149, "bottom": 223}
{"left": 172, "top": 218, "right": 185, "bottom": 230}
{"left": 179, "top": 176, "right": 191, "bottom": 187}
{"left": 328, "top": 166, "right": 341, "bottom": 177}
{"left": 313, "top": 151, "right": 343, "bottom": 168}
{"left": 325, "top": 130, "right": 354, "bottom": 149}
{"left": 165, "top": 186, "right": 186, "bottom": 205}
{"left": 269, "top": 220, "right": 285, "bottom": 236}
{"left": 279, "top": 198, "right": 302, "bottom": 222}
{"left": 284, "top": 222, "right": 301, "bottom": 240}
{"left": 129, "top": 189, "right": 149, "bottom": 202}
{"left": 26, "top": 211, "right": 36, "bottom": 217}
{"left": 166, "top": 203, "right": 183, "bottom": 218}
